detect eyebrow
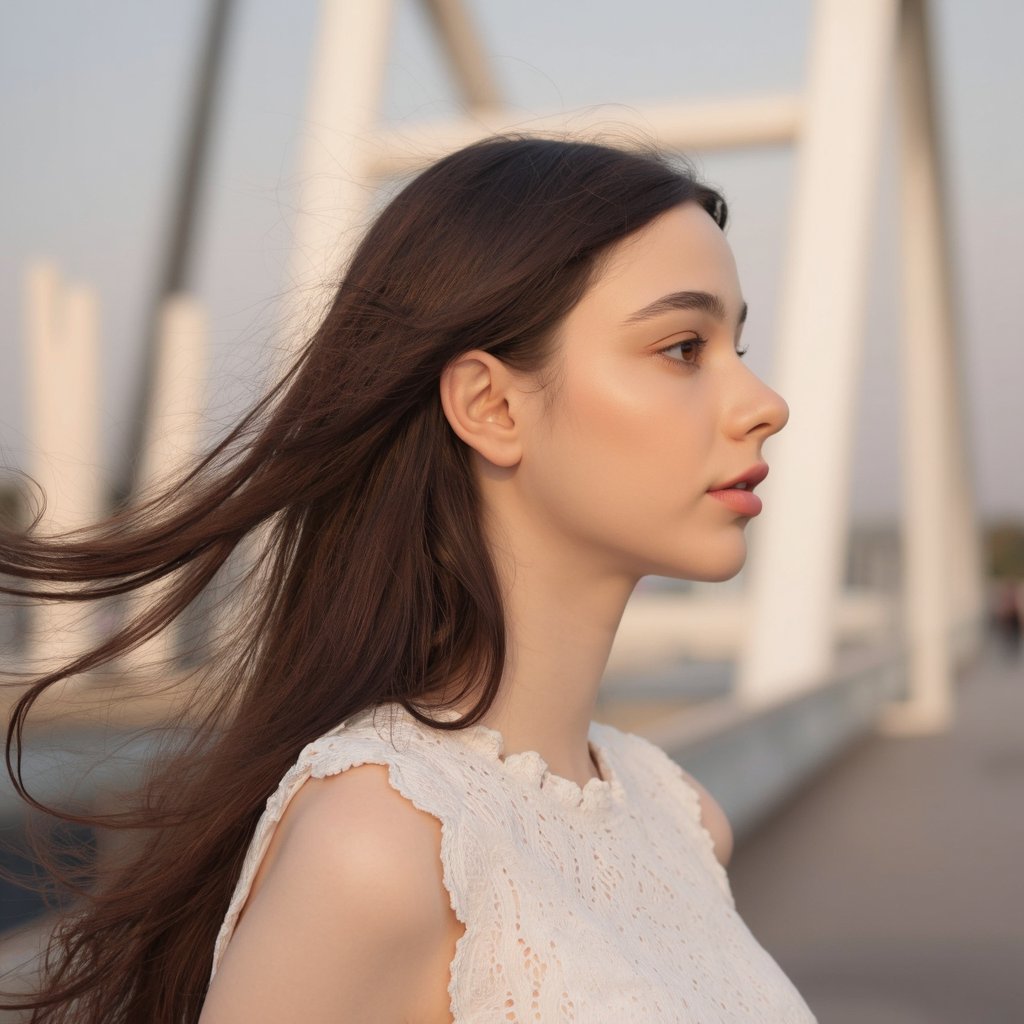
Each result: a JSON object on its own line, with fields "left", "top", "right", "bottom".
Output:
{"left": 622, "top": 290, "right": 748, "bottom": 328}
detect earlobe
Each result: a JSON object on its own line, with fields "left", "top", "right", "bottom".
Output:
{"left": 439, "top": 351, "right": 523, "bottom": 468}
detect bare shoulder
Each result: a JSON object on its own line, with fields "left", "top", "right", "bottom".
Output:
{"left": 200, "top": 762, "right": 462, "bottom": 1024}
{"left": 677, "top": 766, "right": 734, "bottom": 868}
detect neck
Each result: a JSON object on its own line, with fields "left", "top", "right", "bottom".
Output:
{"left": 445, "top": 501, "right": 637, "bottom": 789}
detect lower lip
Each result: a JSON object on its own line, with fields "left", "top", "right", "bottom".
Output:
{"left": 707, "top": 488, "right": 763, "bottom": 516}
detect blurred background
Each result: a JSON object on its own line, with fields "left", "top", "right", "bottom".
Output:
{"left": 1, "top": 2, "right": 1022, "bottom": 1021}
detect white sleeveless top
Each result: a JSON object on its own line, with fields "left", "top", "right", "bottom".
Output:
{"left": 210, "top": 701, "right": 818, "bottom": 1023}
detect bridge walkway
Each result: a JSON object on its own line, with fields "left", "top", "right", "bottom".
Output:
{"left": 724, "top": 633, "right": 1024, "bottom": 1023}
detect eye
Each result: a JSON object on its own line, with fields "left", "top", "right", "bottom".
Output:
{"left": 658, "top": 336, "right": 708, "bottom": 368}
{"left": 656, "top": 335, "right": 750, "bottom": 369}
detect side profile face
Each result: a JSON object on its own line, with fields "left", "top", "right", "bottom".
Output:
{"left": 448, "top": 199, "right": 790, "bottom": 585}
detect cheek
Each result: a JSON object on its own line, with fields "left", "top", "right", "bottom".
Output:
{"left": 531, "top": 358, "right": 710, "bottom": 515}
{"left": 566, "top": 361, "right": 651, "bottom": 457}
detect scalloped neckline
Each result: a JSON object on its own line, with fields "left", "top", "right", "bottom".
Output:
{"left": 393, "top": 701, "right": 624, "bottom": 812}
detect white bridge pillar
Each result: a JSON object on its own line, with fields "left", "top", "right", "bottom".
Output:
{"left": 24, "top": 263, "right": 103, "bottom": 671}
{"left": 736, "top": 0, "right": 900, "bottom": 706}
{"left": 121, "top": 295, "right": 207, "bottom": 674}
{"left": 278, "top": 0, "right": 396, "bottom": 361}
{"left": 879, "top": 0, "right": 986, "bottom": 734}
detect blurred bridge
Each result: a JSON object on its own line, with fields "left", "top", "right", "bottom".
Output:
{"left": 0, "top": 1, "right": 1005, "bottom": 1015}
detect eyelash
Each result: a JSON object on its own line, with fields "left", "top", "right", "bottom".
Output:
{"left": 657, "top": 335, "right": 749, "bottom": 369}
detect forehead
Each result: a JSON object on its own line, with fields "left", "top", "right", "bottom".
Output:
{"left": 576, "top": 201, "right": 742, "bottom": 322}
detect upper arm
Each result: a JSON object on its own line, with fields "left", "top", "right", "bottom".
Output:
{"left": 679, "top": 768, "right": 734, "bottom": 868}
{"left": 199, "top": 763, "right": 458, "bottom": 1024}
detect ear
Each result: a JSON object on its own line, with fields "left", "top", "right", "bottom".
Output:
{"left": 439, "top": 350, "right": 523, "bottom": 468}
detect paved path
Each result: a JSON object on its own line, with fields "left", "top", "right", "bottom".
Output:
{"left": 725, "top": 633, "right": 1024, "bottom": 1024}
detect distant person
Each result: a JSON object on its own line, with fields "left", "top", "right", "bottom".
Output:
{"left": 0, "top": 136, "right": 812, "bottom": 1022}
{"left": 992, "top": 577, "right": 1022, "bottom": 655}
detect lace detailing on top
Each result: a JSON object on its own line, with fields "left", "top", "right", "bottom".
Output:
{"left": 210, "top": 702, "right": 818, "bottom": 1023}
{"left": 423, "top": 703, "right": 625, "bottom": 812}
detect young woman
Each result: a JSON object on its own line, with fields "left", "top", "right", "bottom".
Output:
{"left": 1, "top": 135, "right": 816, "bottom": 1022}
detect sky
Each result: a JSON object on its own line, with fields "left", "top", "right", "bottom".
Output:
{"left": 1, "top": 0, "right": 1021, "bottom": 525}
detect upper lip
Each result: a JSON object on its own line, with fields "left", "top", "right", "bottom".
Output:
{"left": 709, "top": 462, "right": 769, "bottom": 491}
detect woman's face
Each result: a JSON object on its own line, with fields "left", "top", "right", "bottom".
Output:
{"left": 512, "top": 200, "right": 789, "bottom": 584}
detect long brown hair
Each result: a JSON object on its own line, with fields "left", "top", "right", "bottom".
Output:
{"left": 0, "top": 134, "right": 726, "bottom": 1022}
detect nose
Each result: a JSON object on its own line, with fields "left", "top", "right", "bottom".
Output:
{"left": 735, "top": 372, "right": 789, "bottom": 440}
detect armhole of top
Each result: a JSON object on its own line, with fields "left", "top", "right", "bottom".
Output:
{"left": 626, "top": 731, "right": 737, "bottom": 909}
{"left": 671, "top": 764, "right": 736, "bottom": 907}
{"left": 208, "top": 740, "right": 472, "bottom": 991}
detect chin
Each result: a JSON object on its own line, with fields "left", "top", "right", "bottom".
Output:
{"left": 639, "top": 560, "right": 747, "bottom": 585}
{"left": 648, "top": 537, "right": 748, "bottom": 583}
{"left": 687, "top": 562, "right": 746, "bottom": 584}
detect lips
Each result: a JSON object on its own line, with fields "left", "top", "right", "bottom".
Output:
{"left": 709, "top": 462, "right": 769, "bottom": 492}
